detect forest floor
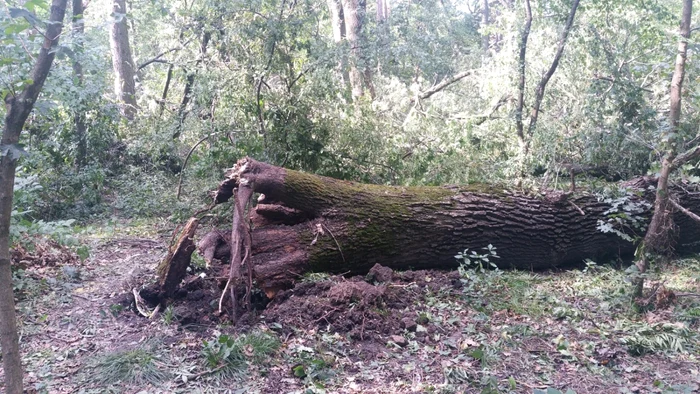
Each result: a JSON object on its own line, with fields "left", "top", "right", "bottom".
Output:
{"left": 3, "top": 219, "right": 700, "bottom": 394}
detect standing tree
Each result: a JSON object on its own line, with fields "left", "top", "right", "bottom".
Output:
{"left": 109, "top": 0, "right": 137, "bottom": 120}
{"left": 636, "top": 0, "right": 697, "bottom": 296}
{"left": 0, "top": 2, "right": 68, "bottom": 392}
{"left": 326, "top": 0, "right": 352, "bottom": 91}
{"left": 514, "top": 0, "right": 580, "bottom": 185}
{"left": 481, "top": 0, "right": 490, "bottom": 53}
{"left": 72, "top": 0, "right": 87, "bottom": 167}
{"left": 174, "top": 31, "right": 211, "bottom": 139}
{"left": 340, "top": 0, "right": 374, "bottom": 100}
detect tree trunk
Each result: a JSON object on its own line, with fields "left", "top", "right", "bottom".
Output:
{"left": 0, "top": 2, "right": 68, "bottom": 392}
{"left": 326, "top": 0, "right": 352, "bottom": 92}
{"left": 514, "top": 0, "right": 532, "bottom": 185}
{"left": 516, "top": 0, "right": 580, "bottom": 185}
{"left": 481, "top": 0, "right": 490, "bottom": 52}
{"left": 637, "top": 0, "right": 693, "bottom": 296}
{"left": 174, "top": 31, "right": 211, "bottom": 139}
{"left": 341, "top": 0, "right": 373, "bottom": 100}
{"left": 72, "top": 0, "right": 87, "bottom": 168}
{"left": 110, "top": 0, "right": 137, "bottom": 120}
{"left": 200, "top": 158, "right": 700, "bottom": 298}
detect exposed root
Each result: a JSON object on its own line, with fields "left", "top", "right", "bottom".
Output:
{"left": 218, "top": 180, "right": 254, "bottom": 321}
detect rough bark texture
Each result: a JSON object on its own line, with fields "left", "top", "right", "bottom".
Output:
{"left": 203, "top": 158, "right": 700, "bottom": 298}
{"left": 110, "top": 0, "right": 137, "bottom": 120}
{"left": 0, "top": 2, "right": 68, "bottom": 392}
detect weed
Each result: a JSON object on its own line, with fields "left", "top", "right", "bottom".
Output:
{"left": 302, "top": 272, "right": 332, "bottom": 283}
{"left": 201, "top": 331, "right": 280, "bottom": 376}
{"left": 619, "top": 322, "right": 697, "bottom": 355}
{"left": 90, "top": 346, "right": 170, "bottom": 385}
{"left": 162, "top": 305, "right": 176, "bottom": 325}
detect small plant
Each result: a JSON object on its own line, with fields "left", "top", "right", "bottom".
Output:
{"left": 619, "top": 322, "right": 696, "bottom": 355}
{"left": 90, "top": 346, "right": 170, "bottom": 385}
{"left": 301, "top": 272, "right": 332, "bottom": 283}
{"left": 161, "top": 305, "right": 176, "bottom": 325}
{"left": 201, "top": 331, "right": 280, "bottom": 376}
{"left": 455, "top": 244, "right": 500, "bottom": 275}
{"left": 596, "top": 189, "right": 650, "bottom": 242}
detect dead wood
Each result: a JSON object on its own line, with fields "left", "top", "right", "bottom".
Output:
{"left": 157, "top": 217, "right": 199, "bottom": 297}
{"left": 200, "top": 157, "right": 700, "bottom": 300}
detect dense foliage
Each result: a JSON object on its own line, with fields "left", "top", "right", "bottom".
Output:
{"left": 0, "top": 0, "right": 697, "bottom": 221}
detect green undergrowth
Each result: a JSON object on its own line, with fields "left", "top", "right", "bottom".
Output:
{"left": 88, "top": 340, "right": 173, "bottom": 386}
{"left": 201, "top": 331, "right": 281, "bottom": 378}
{"left": 278, "top": 256, "right": 700, "bottom": 393}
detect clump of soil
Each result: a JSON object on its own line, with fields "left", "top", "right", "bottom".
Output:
{"left": 262, "top": 265, "right": 463, "bottom": 340}
{"left": 134, "top": 261, "right": 463, "bottom": 341}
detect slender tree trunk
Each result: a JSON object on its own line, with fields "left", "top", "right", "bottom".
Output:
{"left": 527, "top": 0, "right": 580, "bottom": 136}
{"left": 159, "top": 63, "right": 173, "bottom": 117}
{"left": 514, "top": 0, "right": 531, "bottom": 185}
{"left": 481, "top": 0, "right": 490, "bottom": 53}
{"left": 376, "top": 0, "right": 386, "bottom": 22}
{"left": 326, "top": 0, "right": 352, "bottom": 92}
{"left": 0, "top": 2, "right": 68, "bottom": 392}
{"left": 341, "top": 0, "right": 373, "bottom": 100}
{"left": 72, "top": 0, "right": 87, "bottom": 168}
{"left": 637, "top": 0, "right": 693, "bottom": 296}
{"left": 109, "top": 0, "right": 137, "bottom": 120}
{"left": 516, "top": 0, "right": 579, "bottom": 185}
{"left": 174, "top": 31, "right": 211, "bottom": 138}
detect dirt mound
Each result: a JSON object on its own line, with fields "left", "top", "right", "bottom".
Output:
{"left": 132, "top": 261, "right": 463, "bottom": 342}
{"left": 262, "top": 266, "right": 463, "bottom": 340}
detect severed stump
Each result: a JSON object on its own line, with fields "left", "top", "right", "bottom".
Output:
{"left": 157, "top": 217, "right": 199, "bottom": 297}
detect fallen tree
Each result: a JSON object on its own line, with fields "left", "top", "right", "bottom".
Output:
{"left": 181, "top": 157, "right": 700, "bottom": 302}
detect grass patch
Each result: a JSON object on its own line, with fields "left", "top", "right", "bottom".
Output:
{"left": 90, "top": 344, "right": 171, "bottom": 386}
{"left": 201, "top": 330, "right": 280, "bottom": 377}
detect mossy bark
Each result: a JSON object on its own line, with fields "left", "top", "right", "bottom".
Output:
{"left": 209, "top": 158, "right": 700, "bottom": 296}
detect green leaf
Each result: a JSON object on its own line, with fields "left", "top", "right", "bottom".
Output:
{"left": 292, "top": 364, "right": 306, "bottom": 378}
{"left": 469, "top": 347, "right": 484, "bottom": 360}
{"left": 24, "top": 0, "right": 49, "bottom": 12}
{"left": 5, "top": 21, "right": 32, "bottom": 35}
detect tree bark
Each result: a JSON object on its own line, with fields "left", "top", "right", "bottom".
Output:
{"left": 201, "top": 158, "right": 700, "bottom": 298}
{"left": 109, "top": 0, "right": 137, "bottom": 120}
{"left": 72, "top": 0, "right": 87, "bottom": 168}
{"left": 326, "top": 0, "right": 352, "bottom": 92}
{"left": 637, "top": 0, "right": 693, "bottom": 296}
{"left": 0, "top": 2, "right": 68, "bottom": 392}
{"left": 341, "top": 0, "right": 373, "bottom": 100}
